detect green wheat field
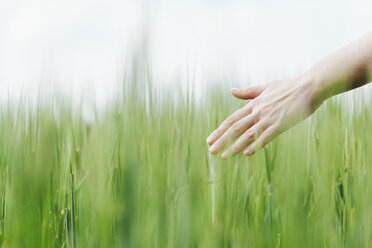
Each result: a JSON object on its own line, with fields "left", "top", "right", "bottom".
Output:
{"left": 0, "top": 70, "right": 372, "bottom": 247}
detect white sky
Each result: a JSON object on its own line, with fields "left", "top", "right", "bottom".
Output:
{"left": 0, "top": 0, "right": 371, "bottom": 105}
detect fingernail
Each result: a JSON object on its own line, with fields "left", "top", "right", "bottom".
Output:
{"left": 244, "top": 149, "right": 254, "bottom": 156}
{"left": 206, "top": 136, "right": 213, "bottom": 144}
{"left": 209, "top": 145, "right": 217, "bottom": 154}
{"left": 221, "top": 152, "right": 227, "bottom": 159}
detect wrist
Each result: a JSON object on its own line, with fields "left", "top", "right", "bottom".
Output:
{"left": 297, "top": 70, "right": 326, "bottom": 111}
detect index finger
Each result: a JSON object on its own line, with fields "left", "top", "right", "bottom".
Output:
{"left": 206, "top": 104, "right": 252, "bottom": 145}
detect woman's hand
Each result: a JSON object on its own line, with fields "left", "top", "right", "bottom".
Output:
{"left": 206, "top": 31, "right": 372, "bottom": 159}
{"left": 206, "top": 74, "right": 319, "bottom": 158}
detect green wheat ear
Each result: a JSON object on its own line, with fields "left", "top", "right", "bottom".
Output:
{"left": 69, "top": 160, "right": 76, "bottom": 248}
{"left": 264, "top": 147, "right": 272, "bottom": 185}
{"left": 0, "top": 169, "right": 6, "bottom": 247}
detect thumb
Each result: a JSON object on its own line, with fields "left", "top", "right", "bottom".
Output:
{"left": 231, "top": 85, "right": 266, "bottom": 100}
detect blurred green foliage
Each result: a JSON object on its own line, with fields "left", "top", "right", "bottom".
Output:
{"left": 0, "top": 74, "right": 371, "bottom": 247}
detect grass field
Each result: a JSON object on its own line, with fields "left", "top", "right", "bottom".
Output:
{"left": 0, "top": 72, "right": 372, "bottom": 247}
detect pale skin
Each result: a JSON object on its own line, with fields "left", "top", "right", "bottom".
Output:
{"left": 207, "top": 30, "right": 372, "bottom": 159}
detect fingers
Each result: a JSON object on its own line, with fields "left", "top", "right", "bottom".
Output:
{"left": 206, "top": 105, "right": 252, "bottom": 145}
{"left": 206, "top": 85, "right": 266, "bottom": 145}
{"left": 221, "top": 121, "right": 268, "bottom": 159}
{"left": 231, "top": 85, "right": 266, "bottom": 100}
{"left": 243, "top": 125, "right": 278, "bottom": 156}
{"left": 209, "top": 114, "right": 258, "bottom": 154}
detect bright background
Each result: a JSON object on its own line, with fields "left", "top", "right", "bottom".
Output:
{"left": 0, "top": 0, "right": 371, "bottom": 105}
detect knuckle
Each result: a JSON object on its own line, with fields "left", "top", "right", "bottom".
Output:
{"left": 267, "top": 127, "right": 276, "bottom": 136}
{"left": 261, "top": 135, "right": 270, "bottom": 144}
{"left": 232, "top": 122, "right": 242, "bottom": 132}
{"left": 243, "top": 104, "right": 252, "bottom": 114}
{"left": 252, "top": 108, "right": 262, "bottom": 118}
{"left": 263, "top": 132, "right": 271, "bottom": 140}
{"left": 226, "top": 116, "right": 235, "bottom": 126}
{"left": 254, "top": 128, "right": 262, "bottom": 137}
{"left": 252, "top": 104, "right": 270, "bottom": 117}
{"left": 250, "top": 113, "right": 259, "bottom": 123}
{"left": 246, "top": 131, "right": 255, "bottom": 140}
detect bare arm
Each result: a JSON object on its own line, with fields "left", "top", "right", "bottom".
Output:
{"left": 207, "top": 30, "right": 372, "bottom": 159}
{"left": 311, "top": 31, "right": 372, "bottom": 105}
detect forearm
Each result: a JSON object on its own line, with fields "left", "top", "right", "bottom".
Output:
{"left": 305, "top": 31, "right": 372, "bottom": 105}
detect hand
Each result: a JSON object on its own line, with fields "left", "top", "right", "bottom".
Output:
{"left": 206, "top": 75, "right": 320, "bottom": 158}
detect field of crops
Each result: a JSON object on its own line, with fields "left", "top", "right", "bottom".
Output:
{"left": 0, "top": 71, "right": 372, "bottom": 247}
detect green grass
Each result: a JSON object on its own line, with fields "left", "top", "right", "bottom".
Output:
{"left": 0, "top": 74, "right": 372, "bottom": 247}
